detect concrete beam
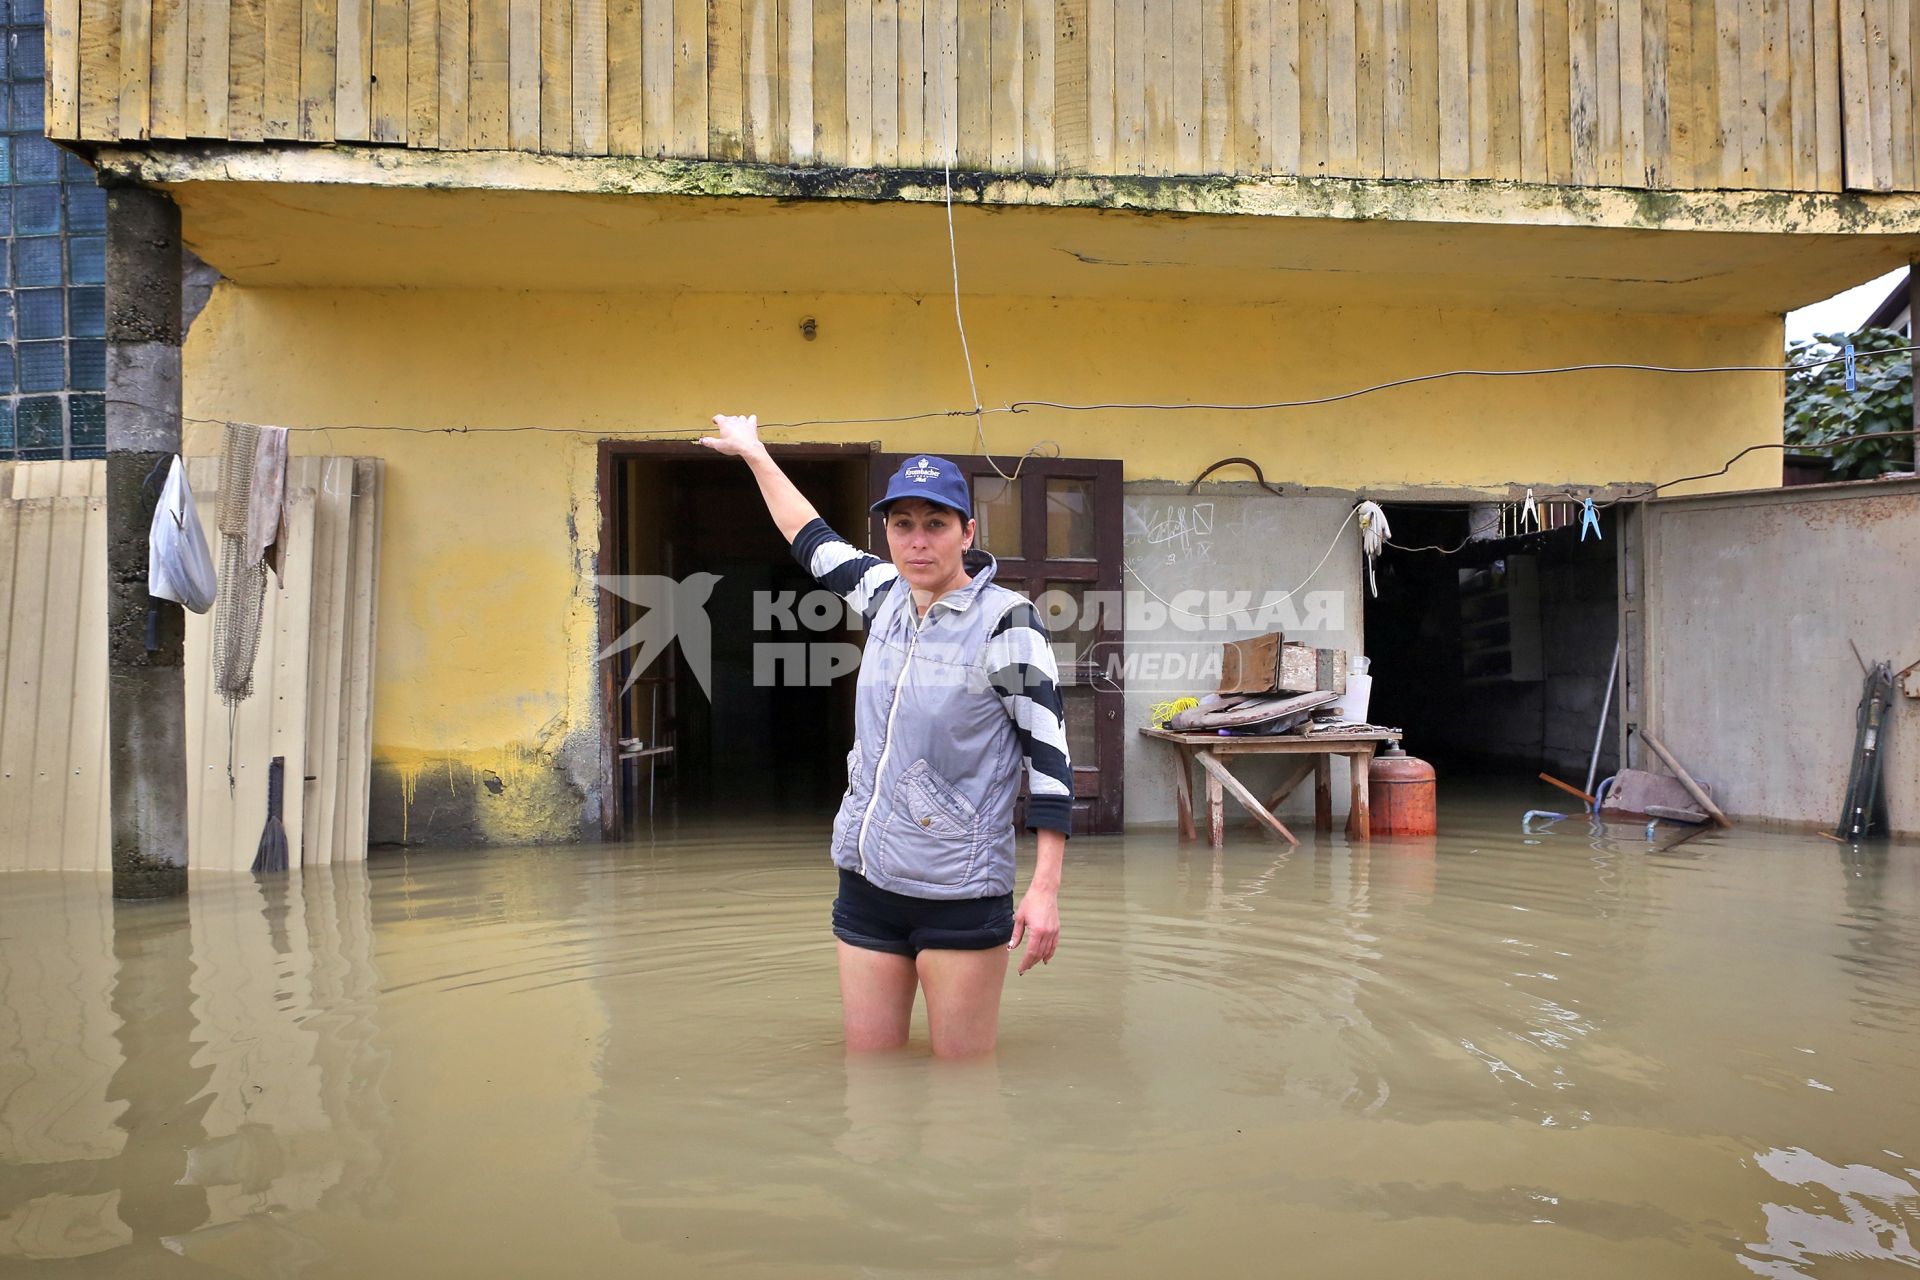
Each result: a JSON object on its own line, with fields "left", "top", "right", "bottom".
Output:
{"left": 105, "top": 186, "right": 188, "bottom": 899}
{"left": 89, "top": 141, "right": 1920, "bottom": 238}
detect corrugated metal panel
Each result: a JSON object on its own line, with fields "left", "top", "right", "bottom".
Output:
{"left": 297, "top": 456, "right": 354, "bottom": 867}
{"left": 0, "top": 462, "right": 109, "bottom": 872}
{"left": 336, "top": 460, "right": 383, "bottom": 864}
{"left": 0, "top": 456, "right": 382, "bottom": 874}
{"left": 183, "top": 454, "right": 320, "bottom": 873}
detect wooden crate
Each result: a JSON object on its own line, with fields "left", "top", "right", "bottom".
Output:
{"left": 1218, "top": 632, "right": 1347, "bottom": 696}
{"left": 1219, "top": 632, "right": 1282, "bottom": 694}
{"left": 1277, "top": 643, "right": 1347, "bottom": 696}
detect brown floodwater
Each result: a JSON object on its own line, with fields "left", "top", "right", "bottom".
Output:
{"left": 2, "top": 794, "right": 1917, "bottom": 1278}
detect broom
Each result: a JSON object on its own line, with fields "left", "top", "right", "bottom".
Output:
{"left": 252, "top": 756, "right": 290, "bottom": 874}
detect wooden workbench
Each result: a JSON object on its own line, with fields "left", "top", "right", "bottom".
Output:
{"left": 1140, "top": 727, "right": 1403, "bottom": 847}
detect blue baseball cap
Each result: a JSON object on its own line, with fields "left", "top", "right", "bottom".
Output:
{"left": 870, "top": 455, "right": 973, "bottom": 520}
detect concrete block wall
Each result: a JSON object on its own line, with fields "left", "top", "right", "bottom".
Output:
{"left": 1119, "top": 486, "right": 1365, "bottom": 827}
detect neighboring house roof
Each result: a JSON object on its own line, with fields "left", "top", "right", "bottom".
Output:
{"left": 1864, "top": 271, "right": 1913, "bottom": 334}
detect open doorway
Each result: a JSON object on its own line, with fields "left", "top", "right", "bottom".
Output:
{"left": 1364, "top": 501, "right": 1621, "bottom": 791}
{"left": 598, "top": 444, "right": 872, "bottom": 834}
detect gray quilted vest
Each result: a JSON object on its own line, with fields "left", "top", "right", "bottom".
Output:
{"left": 832, "top": 549, "right": 1028, "bottom": 899}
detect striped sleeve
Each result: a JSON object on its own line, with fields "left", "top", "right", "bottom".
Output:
{"left": 984, "top": 601, "right": 1073, "bottom": 837}
{"left": 790, "top": 517, "right": 899, "bottom": 623}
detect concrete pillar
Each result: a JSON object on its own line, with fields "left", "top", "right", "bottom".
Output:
{"left": 106, "top": 898, "right": 211, "bottom": 1251}
{"left": 106, "top": 186, "right": 188, "bottom": 899}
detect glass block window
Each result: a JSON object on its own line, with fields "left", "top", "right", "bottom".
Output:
{"left": 2, "top": 11, "right": 109, "bottom": 459}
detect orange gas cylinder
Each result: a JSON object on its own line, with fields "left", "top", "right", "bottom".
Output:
{"left": 1369, "top": 746, "right": 1438, "bottom": 836}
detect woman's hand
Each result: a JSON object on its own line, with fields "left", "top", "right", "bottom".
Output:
{"left": 1010, "top": 886, "right": 1059, "bottom": 975}
{"left": 699, "top": 413, "right": 765, "bottom": 459}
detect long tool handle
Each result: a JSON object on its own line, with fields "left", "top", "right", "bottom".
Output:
{"left": 1639, "top": 732, "right": 1733, "bottom": 829}
{"left": 1539, "top": 773, "right": 1597, "bottom": 808}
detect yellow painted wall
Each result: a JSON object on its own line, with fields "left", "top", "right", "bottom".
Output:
{"left": 180, "top": 276, "right": 1785, "bottom": 844}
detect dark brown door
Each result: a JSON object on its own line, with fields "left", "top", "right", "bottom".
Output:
{"left": 871, "top": 454, "right": 1125, "bottom": 834}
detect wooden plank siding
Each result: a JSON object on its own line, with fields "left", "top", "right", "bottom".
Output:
{"left": 51, "top": 0, "right": 1920, "bottom": 192}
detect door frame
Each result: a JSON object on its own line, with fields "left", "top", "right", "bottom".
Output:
{"left": 595, "top": 439, "right": 876, "bottom": 838}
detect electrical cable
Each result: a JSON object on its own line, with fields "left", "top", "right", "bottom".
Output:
{"left": 1187, "top": 456, "right": 1289, "bottom": 497}
{"left": 1006, "top": 346, "right": 1920, "bottom": 417}
{"left": 147, "top": 344, "right": 1914, "bottom": 505}
{"left": 148, "top": 344, "right": 1917, "bottom": 451}
{"left": 941, "top": 126, "right": 1056, "bottom": 481}
{"left": 1124, "top": 504, "right": 1362, "bottom": 620}
{"left": 943, "top": 152, "right": 984, "bottom": 428}
{"left": 1596, "top": 428, "right": 1919, "bottom": 504}
{"left": 1384, "top": 532, "right": 1480, "bottom": 554}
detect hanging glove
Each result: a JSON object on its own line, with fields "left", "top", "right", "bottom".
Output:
{"left": 1356, "top": 501, "right": 1391, "bottom": 597}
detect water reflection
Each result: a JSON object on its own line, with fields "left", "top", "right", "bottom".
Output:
{"left": 0, "top": 805, "right": 1915, "bottom": 1277}
{"left": 0, "top": 865, "right": 387, "bottom": 1271}
{"left": 1742, "top": 1147, "right": 1920, "bottom": 1276}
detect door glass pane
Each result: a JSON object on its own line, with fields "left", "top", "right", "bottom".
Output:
{"left": 1062, "top": 685, "right": 1099, "bottom": 765}
{"left": 1046, "top": 478, "right": 1096, "bottom": 559}
{"left": 973, "top": 475, "right": 1021, "bottom": 556}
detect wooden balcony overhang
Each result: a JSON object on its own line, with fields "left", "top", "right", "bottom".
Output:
{"left": 101, "top": 141, "right": 1920, "bottom": 312}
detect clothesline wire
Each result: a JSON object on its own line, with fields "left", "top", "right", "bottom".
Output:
{"left": 165, "top": 408, "right": 1005, "bottom": 436}
{"left": 163, "top": 409, "right": 1915, "bottom": 573}
{"left": 153, "top": 376, "right": 1913, "bottom": 602}
{"left": 156, "top": 343, "right": 1918, "bottom": 443}
{"left": 1005, "top": 345, "right": 1920, "bottom": 416}
{"left": 1374, "top": 427, "right": 1919, "bottom": 554}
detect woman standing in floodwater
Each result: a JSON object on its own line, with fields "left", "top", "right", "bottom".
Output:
{"left": 700, "top": 414, "right": 1071, "bottom": 1058}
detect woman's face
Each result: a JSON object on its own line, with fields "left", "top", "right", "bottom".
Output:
{"left": 884, "top": 498, "right": 976, "bottom": 596}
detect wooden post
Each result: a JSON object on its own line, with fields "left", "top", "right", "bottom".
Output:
{"left": 1204, "top": 768, "right": 1225, "bottom": 847}
{"left": 1172, "top": 745, "right": 1196, "bottom": 842}
{"left": 1347, "top": 748, "right": 1373, "bottom": 840}
{"left": 1314, "top": 754, "right": 1333, "bottom": 831}
{"left": 105, "top": 187, "right": 188, "bottom": 899}
{"left": 1194, "top": 748, "right": 1300, "bottom": 846}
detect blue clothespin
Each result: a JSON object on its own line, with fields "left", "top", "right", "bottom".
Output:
{"left": 1579, "top": 497, "right": 1601, "bottom": 541}
{"left": 1844, "top": 342, "right": 1857, "bottom": 392}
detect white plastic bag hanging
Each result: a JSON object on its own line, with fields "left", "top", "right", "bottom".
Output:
{"left": 148, "top": 455, "right": 217, "bottom": 614}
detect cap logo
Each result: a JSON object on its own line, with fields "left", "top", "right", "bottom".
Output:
{"left": 904, "top": 457, "right": 942, "bottom": 483}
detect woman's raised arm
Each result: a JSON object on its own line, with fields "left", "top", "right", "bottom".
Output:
{"left": 698, "top": 413, "right": 821, "bottom": 545}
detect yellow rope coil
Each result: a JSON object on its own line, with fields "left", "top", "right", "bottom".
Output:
{"left": 1148, "top": 697, "right": 1200, "bottom": 729}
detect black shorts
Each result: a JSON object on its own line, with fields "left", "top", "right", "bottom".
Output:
{"left": 831, "top": 868, "right": 1015, "bottom": 956}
